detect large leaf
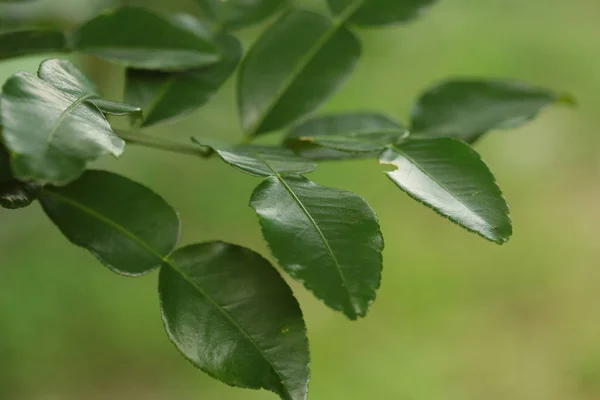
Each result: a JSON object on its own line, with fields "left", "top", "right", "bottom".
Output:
{"left": 380, "top": 138, "right": 512, "bottom": 244}
{"left": 285, "top": 112, "right": 406, "bottom": 160}
{"left": 40, "top": 170, "right": 180, "bottom": 276}
{"left": 251, "top": 175, "right": 383, "bottom": 319}
{"left": 1, "top": 72, "right": 124, "bottom": 185}
{"left": 71, "top": 7, "right": 219, "bottom": 71}
{"left": 193, "top": 138, "right": 316, "bottom": 177}
{"left": 327, "top": 0, "right": 438, "bottom": 27}
{"left": 0, "top": 144, "right": 41, "bottom": 209}
{"left": 410, "top": 79, "right": 575, "bottom": 143}
{"left": 194, "top": 0, "right": 289, "bottom": 29}
{"left": 38, "top": 59, "right": 142, "bottom": 121}
{"left": 125, "top": 32, "right": 241, "bottom": 127}
{"left": 160, "top": 242, "right": 309, "bottom": 400}
{"left": 238, "top": 10, "right": 360, "bottom": 136}
{"left": 0, "top": 30, "right": 67, "bottom": 60}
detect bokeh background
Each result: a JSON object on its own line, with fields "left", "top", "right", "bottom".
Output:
{"left": 1, "top": 0, "right": 600, "bottom": 399}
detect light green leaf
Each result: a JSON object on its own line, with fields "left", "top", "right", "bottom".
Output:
{"left": 410, "top": 79, "right": 575, "bottom": 143}
{"left": 71, "top": 7, "right": 220, "bottom": 71}
{"left": 251, "top": 174, "right": 383, "bottom": 319}
{"left": 38, "top": 59, "right": 142, "bottom": 122}
{"left": 285, "top": 112, "right": 406, "bottom": 160}
{"left": 125, "top": 32, "right": 241, "bottom": 127}
{"left": 380, "top": 138, "right": 512, "bottom": 244}
{"left": 194, "top": 0, "right": 290, "bottom": 29}
{"left": 1, "top": 72, "right": 124, "bottom": 185}
{"left": 160, "top": 242, "right": 309, "bottom": 400}
{"left": 0, "top": 29, "right": 67, "bottom": 60}
{"left": 238, "top": 9, "right": 360, "bottom": 136}
{"left": 193, "top": 137, "right": 316, "bottom": 177}
{"left": 327, "top": 0, "right": 438, "bottom": 27}
{"left": 40, "top": 170, "right": 181, "bottom": 276}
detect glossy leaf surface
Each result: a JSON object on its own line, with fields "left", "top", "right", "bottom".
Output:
{"left": 40, "top": 170, "right": 180, "bottom": 276}
{"left": 251, "top": 175, "right": 383, "bottom": 319}
{"left": 285, "top": 113, "right": 406, "bottom": 160}
{"left": 238, "top": 10, "right": 360, "bottom": 136}
{"left": 411, "top": 79, "right": 574, "bottom": 143}
{"left": 71, "top": 7, "right": 219, "bottom": 71}
{"left": 380, "top": 138, "right": 511, "bottom": 244}
{"left": 0, "top": 145, "right": 40, "bottom": 209}
{"left": 327, "top": 0, "right": 438, "bottom": 26}
{"left": 160, "top": 242, "right": 309, "bottom": 400}
{"left": 0, "top": 30, "right": 67, "bottom": 60}
{"left": 194, "top": 0, "right": 289, "bottom": 29}
{"left": 38, "top": 59, "right": 142, "bottom": 121}
{"left": 193, "top": 138, "right": 316, "bottom": 177}
{"left": 125, "top": 32, "right": 241, "bottom": 127}
{"left": 1, "top": 72, "right": 124, "bottom": 185}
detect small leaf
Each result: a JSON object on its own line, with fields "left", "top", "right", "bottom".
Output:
{"left": 38, "top": 59, "right": 142, "bottom": 122}
{"left": 327, "top": 0, "right": 438, "bottom": 27}
{"left": 125, "top": 32, "right": 241, "bottom": 127}
{"left": 0, "top": 30, "right": 67, "bottom": 60}
{"left": 71, "top": 7, "right": 220, "bottom": 71}
{"left": 238, "top": 10, "right": 361, "bottom": 136}
{"left": 1, "top": 72, "right": 124, "bottom": 185}
{"left": 380, "top": 138, "right": 512, "bottom": 244}
{"left": 160, "top": 242, "right": 309, "bottom": 400}
{"left": 285, "top": 112, "right": 406, "bottom": 160}
{"left": 193, "top": 137, "right": 316, "bottom": 177}
{"left": 40, "top": 170, "right": 180, "bottom": 276}
{"left": 411, "top": 79, "right": 575, "bottom": 143}
{"left": 0, "top": 144, "right": 41, "bottom": 209}
{"left": 251, "top": 175, "right": 383, "bottom": 319}
{"left": 194, "top": 0, "right": 290, "bottom": 29}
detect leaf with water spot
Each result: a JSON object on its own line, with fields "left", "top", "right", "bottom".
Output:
{"left": 160, "top": 241, "right": 310, "bottom": 400}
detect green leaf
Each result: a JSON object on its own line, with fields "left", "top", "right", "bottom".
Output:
{"left": 251, "top": 175, "right": 383, "bottom": 319}
{"left": 285, "top": 113, "right": 406, "bottom": 160}
{"left": 380, "top": 138, "right": 512, "bottom": 244}
{"left": 327, "top": 0, "right": 438, "bottom": 27}
{"left": 125, "top": 32, "right": 241, "bottom": 127}
{"left": 238, "top": 10, "right": 361, "bottom": 136}
{"left": 193, "top": 137, "right": 316, "bottom": 177}
{"left": 160, "top": 242, "right": 309, "bottom": 400}
{"left": 40, "top": 170, "right": 180, "bottom": 276}
{"left": 411, "top": 79, "right": 575, "bottom": 143}
{"left": 0, "top": 30, "right": 67, "bottom": 60}
{"left": 194, "top": 0, "right": 290, "bottom": 29}
{"left": 71, "top": 7, "right": 220, "bottom": 71}
{"left": 38, "top": 59, "right": 142, "bottom": 122}
{"left": 1, "top": 72, "right": 124, "bottom": 185}
{"left": 0, "top": 144, "right": 41, "bottom": 209}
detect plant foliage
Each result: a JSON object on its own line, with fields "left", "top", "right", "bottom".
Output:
{"left": 0, "top": 0, "right": 573, "bottom": 398}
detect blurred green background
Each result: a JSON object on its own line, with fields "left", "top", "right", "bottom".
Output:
{"left": 2, "top": 0, "right": 600, "bottom": 399}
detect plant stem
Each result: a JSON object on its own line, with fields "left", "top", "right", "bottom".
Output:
{"left": 116, "top": 130, "right": 212, "bottom": 158}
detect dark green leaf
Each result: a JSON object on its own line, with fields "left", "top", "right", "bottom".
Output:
{"left": 327, "top": 0, "right": 438, "bottom": 27}
{"left": 0, "top": 30, "right": 67, "bottom": 60}
{"left": 125, "top": 32, "right": 241, "bottom": 127}
{"left": 410, "top": 79, "right": 575, "bottom": 143}
{"left": 0, "top": 144, "right": 41, "bottom": 209}
{"left": 38, "top": 59, "right": 142, "bottom": 122}
{"left": 380, "top": 138, "right": 512, "bottom": 244}
{"left": 1, "top": 72, "right": 124, "bottom": 185}
{"left": 160, "top": 242, "right": 309, "bottom": 400}
{"left": 285, "top": 113, "right": 406, "bottom": 160}
{"left": 40, "top": 170, "right": 180, "bottom": 276}
{"left": 238, "top": 10, "right": 360, "bottom": 136}
{"left": 251, "top": 175, "right": 383, "bottom": 319}
{"left": 194, "top": 0, "right": 290, "bottom": 29}
{"left": 193, "top": 137, "right": 316, "bottom": 177}
{"left": 71, "top": 7, "right": 220, "bottom": 71}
